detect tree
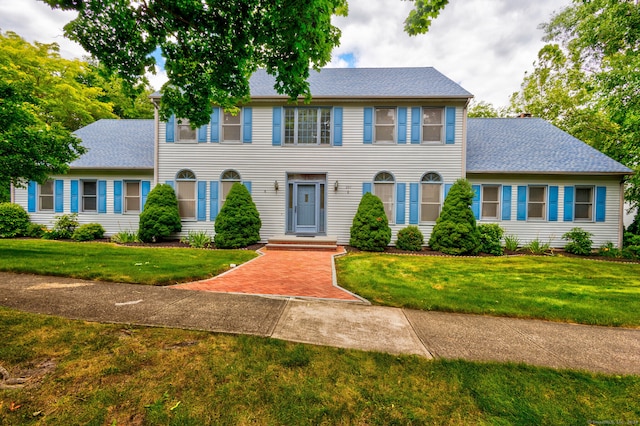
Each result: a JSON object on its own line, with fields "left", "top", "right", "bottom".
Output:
{"left": 214, "top": 183, "right": 261, "bottom": 249}
{"left": 467, "top": 100, "right": 509, "bottom": 118}
{"left": 350, "top": 193, "right": 391, "bottom": 252}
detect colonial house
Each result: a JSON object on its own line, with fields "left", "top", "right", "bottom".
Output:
{"left": 13, "top": 67, "right": 633, "bottom": 247}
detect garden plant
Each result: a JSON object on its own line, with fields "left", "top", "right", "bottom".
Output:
{"left": 138, "top": 184, "right": 182, "bottom": 243}
{"left": 214, "top": 183, "right": 261, "bottom": 249}
{"left": 350, "top": 192, "right": 391, "bottom": 252}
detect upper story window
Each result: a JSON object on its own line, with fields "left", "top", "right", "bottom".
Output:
{"left": 222, "top": 111, "right": 241, "bottom": 143}
{"left": 528, "top": 186, "right": 546, "bottom": 220}
{"left": 82, "top": 180, "right": 97, "bottom": 212}
{"left": 422, "top": 107, "right": 444, "bottom": 143}
{"left": 575, "top": 186, "right": 594, "bottom": 221}
{"left": 124, "top": 181, "right": 141, "bottom": 213}
{"left": 420, "top": 172, "right": 442, "bottom": 222}
{"left": 284, "top": 107, "right": 331, "bottom": 145}
{"left": 374, "top": 172, "right": 395, "bottom": 222}
{"left": 221, "top": 169, "right": 241, "bottom": 205}
{"left": 481, "top": 185, "right": 500, "bottom": 220}
{"left": 177, "top": 119, "right": 197, "bottom": 142}
{"left": 39, "top": 180, "right": 54, "bottom": 211}
{"left": 375, "top": 107, "right": 395, "bottom": 143}
{"left": 176, "top": 169, "right": 196, "bottom": 219}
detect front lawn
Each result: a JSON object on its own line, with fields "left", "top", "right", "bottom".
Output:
{"left": 1, "top": 307, "right": 638, "bottom": 425}
{"left": 336, "top": 253, "right": 640, "bottom": 327}
{"left": 0, "top": 239, "right": 257, "bottom": 285}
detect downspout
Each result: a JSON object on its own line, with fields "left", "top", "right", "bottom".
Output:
{"left": 461, "top": 98, "right": 471, "bottom": 178}
{"left": 153, "top": 98, "right": 160, "bottom": 186}
{"left": 619, "top": 179, "right": 625, "bottom": 249}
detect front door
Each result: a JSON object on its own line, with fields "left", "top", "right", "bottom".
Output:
{"left": 295, "top": 184, "right": 317, "bottom": 233}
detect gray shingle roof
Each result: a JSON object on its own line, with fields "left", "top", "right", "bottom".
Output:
{"left": 71, "top": 119, "right": 154, "bottom": 169}
{"left": 466, "top": 118, "right": 632, "bottom": 174}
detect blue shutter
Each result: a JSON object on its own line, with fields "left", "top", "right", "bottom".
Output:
{"left": 198, "top": 124, "right": 208, "bottom": 142}
{"left": 444, "top": 183, "right": 453, "bottom": 200}
{"left": 243, "top": 181, "right": 252, "bottom": 194}
{"left": 564, "top": 186, "right": 574, "bottom": 222}
{"left": 501, "top": 185, "right": 512, "bottom": 221}
{"left": 113, "top": 180, "right": 122, "bottom": 214}
{"left": 471, "top": 184, "right": 480, "bottom": 219}
{"left": 596, "top": 186, "right": 606, "bottom": 222}
{"left": 242, "top": 107, "right": 252, "bottom": 143}
{"left": 165, "top": 180, "right": 175, "bottom": 189}
{"left": 333, "top": 107, "right": 343, "bottom": 146}
{"left": 363, "top": 182, "right": 372, "bottom": 194}
{"left": 197, "top": 181, "right": 206, "bottom": 221}
{"left": 166, "top": 115, "right": 175, "bottom": 143}
{"left": 409, "top": 183, "right": 419, "bottom": 224}
{"left": 396, "top": 183, "right": 406, "bottom": 224}
{"left": 548, "top": 186, "right": 558, "bottom": 221}
{"left": 210, "top": 107, "right": 220, "bottom": 143}
{"left": 517, "top": 186, "right": 527, "bottom": 221}
{"left": 71, "top": 180, "right": 79, "bottom": 213}
{"left": 363, "top": 107, "right": 373, "bottom": 144}
{"left": 55, "top": 180, "right": 64, "bottom": 213}
{"left": 28, "top": 181, "right": 37, "bottom": 212}
{"left": 272, "top": 107, "right": 282, "bottom": 146}
{"left": 411, "top": 107, "right": 421, "bottom": 144}
{"left": 141, "top": 181, "right": 150, "bottom": 210}
{"left": 397, "top": 107, "right": 407, "bottom": 144}
{"left": 97, "top": 180, "right": 106, "bottom": 213}
{"left": 445, "top": 107, "right": 456, "bottom": 144}
{"left": 210, "top": 181, "right": 219, "bottom": 220}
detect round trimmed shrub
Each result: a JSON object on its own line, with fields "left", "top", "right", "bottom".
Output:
{"left": 214, "top": 183, "right": 261, "bottom": 248}
{"left": 428, "top": 178, "right": 481, "bottom": 255}
{"left": 72, "top": 223, "right": 105, "bottom": 241}
{"left": 396, "top": 225, "right": 424, "bottom": 251}
{"left": 562, "top": 227, "right": 593, "bottom": 255}
{"left": 138, "top": 184, "right": 182, "bottom": 243}
{"left": 350, "top": 192, "right": 391, "bottom": 252}
{"left": 0, "top": 202, "right": 31, "bottom": 238}
{"left": 478, "top": 223, "right": 504, "bottom": 255}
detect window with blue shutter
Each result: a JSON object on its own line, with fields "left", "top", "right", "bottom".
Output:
{"left": 411, "top": 107, "right": 421, "bottom": 144}
{"left": 166, "top": 115, "right": 175, "bottom": 143}
{"left": 596, "top": 186, "right": 606, "bottom": 222}
{"left": 27, "top": 181, "right": 37, "bottom": 212}
{"left": 71, "top": 180, "right": 79, "bottom": 213}
{"left": 141, "top": 181, "right": 150, "bottom": 210}
{"left": 210, "top": 181, "right": 219, "bottom": 220}
{"left": 333, "top": 107, "right": 343, "bottom": 146}
{"left": 517, "top": 186, "right": 527, "bottom": 221}
{"left": 197, "top": 181, "right": 207, "bottom": 221}
{"left": 55, "top": 180, "right": 64, "bottom": 213}
{"left": 97, "top": 180, "right": 106, "bottom": 213}
{"left": 409, "top": 183, "right": 419, "bottom": 224}
{"left": 444, "top": 183, "right": 452, "bottom": 200}
{"left": 165, "top": 180, "right": 175, "bottom": 189}
{"left": 113, "top": 180, "right": 122, "bottom": 214}
{"left": 396, "top": 183, "right": 406, "bottom": 224}
{"left": 243, "top": 181, "right": 252, "bottom": 194}
{"left": 210, "top": 107, "right": 220, "bottom": 143}
{"left": 501, "top": 185, "right": 512, "bottom": 221}
{"left": 243, "top": 107, "right": 252, "bottom": 143}
{"left": 363, "top": 107, "right": 373, "bottom": 144}
{"left": 272, "top": 107, "right": 282, "bottom": 146}
{"left": 548, "top": 186, "right": 558, "bottom": 221}
{"left": 445, "top": 107, "right": 456, "bottom": 144}
{"left": 471, "top": 184, "right": 480, "bottom": 219}
{"left": 363, "top": 182, "right": 372, "bottom": 194}
{"left": 198, "top": 124, "right": 208, "bottom": 142}
{"left": 564, "top": 186, "right": 574, "bottom": 221}
{"left": 397, "top": 107, "right": 407, "bottom": 144}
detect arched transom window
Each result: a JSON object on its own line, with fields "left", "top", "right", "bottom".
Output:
{"left": 176, "top": 169, "right": 196, "bottom": 219}
{"left": 374, "top": 172, "right": 395, "bottom": 222}
{"left": 221, "top": 169, "right": 241, "bottom": 205}
{"left": 421, "top": 172, "right": 442, "bottom": 222}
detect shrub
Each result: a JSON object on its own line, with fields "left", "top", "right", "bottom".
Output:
{"left": 428, "top": 178, "right": 480, "bottom": 255}
{"left": 181, "top": 230, "right": 212, "bottom": 248}
{"left": 0, "top": 202, "right": 31, "bottom": 238}
{"left": 478, "top": 223, "right": 504, "bottom": 255}
{"left": 350, "top": 192, "right": 391, "bottom": 252}
{"left": 396, "top": 226, "right": 424, "bottom": 251}
{"left": 523, "top": 238, "right": 553, "bottom": 255}
{"left": 599, "top": 242, "right": 622, "bottom": 258}
{"left": 626, "top": 212, "right": 640, "bottom": 236}
{"left": 111, "top": 230, "right": 140, "bottom": 244}
{"left": 562, "top": 227, "right": 593, "bottom": 255}
{"left": 72, "top": 223, "right": 105, "bottom": 241}
{"left": 42, "top": 213, "right": 79, "bottom": 240}
{"left": 138, "top": 184, "right": 182, "bottom": 243}
{"left": 214, "top": 183, "right": 261, "bottom": 249}
{"left": 25, "top": 223, "right": 45, "bottom": 238}
{"left": 623, "top": 232, "right": 640, "bottom": 259}
{"left": 504, "top": 234, "right": 520, "bottom": 252}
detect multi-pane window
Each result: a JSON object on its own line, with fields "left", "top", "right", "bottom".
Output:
{"left": 177, "top": 119, "right": 197, "bottom": 142}
{"left": 575, "top": 186, "right": 594, "bottom": 221}
{"left": 221, "top": 170, "right": 241, "bottom": 205}
{"left": 39, "top": 180, "right": 54, "bottom": 211}
{"left": 375, "top": 108, "right": 395, "bottom": 143}
{"left": 176, "top": 169, "right": 196, "bottom": 219}
{"left": 82, "top": 180, "right": 97, "bottom": 212}
{"left": 422, "top": 107, "right": 443, "bottom": 143}
{"left": 374, "top": 172, "right": 395, "bottom": 222}
{"left": 124, "top": 181, "right": 141, "bottom": 213}
{"left": 528, "top": 186, "right": 546, "bottom": 220}
{"left": 481, "top": 186, "right": 500, "bottom": 219}
{"left": 222, "top": 111, "right": 241, "bottom": 142}
{"left": 420, "top": 172, "right": 442, "bottom": 222}
{"left": 284, "top": 107, "right": 331, "bottom": 145}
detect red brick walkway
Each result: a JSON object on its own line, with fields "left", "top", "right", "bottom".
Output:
{"left": 171, "top": 247, "right": 362, "bottom": 301}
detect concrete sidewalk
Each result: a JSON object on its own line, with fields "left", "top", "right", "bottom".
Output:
{"left": 1, "top": 272, "right": 639, "bottom": 376}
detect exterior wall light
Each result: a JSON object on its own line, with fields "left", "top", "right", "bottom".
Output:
{"left": 334, "top": 180, "right": 339, "bottom": 191}
{"left": 274, "top": 180, "right": 279, "bottom": 191}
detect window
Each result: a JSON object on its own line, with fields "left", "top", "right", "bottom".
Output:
{"left": 375, "top": 107, "right": 395, "bottom": 143}
{"left": 39, "top": 180, "right": 54, "bottom": 211}
{"left": 420, "top": 172, "right": 442, "bottom": 222}
{"left": 176, "top": 169, "right": 196, "bottom": 219}
{"left": 222, "top": 111, "right": 241, "bottom": 142}
{"left": 82, "top": 180, "right": 97, "bottom": 212}
{"left": 284, "top": 107, "right": 331, "bottom": 145}
{"left": 422, "top": 107, "right": 443, "bottom": 143}
{"left": 124, "top": 181, "right": 141, "bottom": 213}
{"left": 528, "top": 186, "right": 546, "bottom": 220}
{"left": 177, "top": 119, "right": 197, "bottom": 142}
{"left": 575, "top": 186, "right": 594, "bottom": 221}
{"left": 481, "top": 185, "right": 500, "bottom": 219}
{"left": 374, "top": 172, "right": 395, "bottom": 222}
{"left": 221, "top": 169, "right": 241, "bottom": 205}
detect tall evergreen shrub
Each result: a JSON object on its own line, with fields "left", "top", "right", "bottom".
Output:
{"left": 138, "top": 184, "right": 182, "bottom": 242}
{"left": 350, "top": 192, "right": 391, "bottom": 252}
{"left": 214, "top": 183, "right": 261, "bottom": 248}
{"left": 428, "top": 178, "right": 481, "bottom": 255}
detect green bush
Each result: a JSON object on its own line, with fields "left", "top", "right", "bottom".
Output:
{"left": 138, "top": 184, "right": 182, "bottom": 243}
{"left": 428, "top": 179, "right": 480, "bottom": 255}
{"left": 181, "top": 230, "right": 212, "bottom": 248}
{"left": 214, "top": 183, "right": 261, "bottom": 249}
{"left": 478, "top": 223, "right": 504, "bottom": 255}
{"left": 504, "top": 234, "right": 520, "bottom": 252}
{"left": 25, "top": 223, "right": 45, "bottom": 238}
{"left": 623, "top": 232, "right": 640, "bottom": 259}
{"left": 72, "top": 223, "right": 105, "bottom": 241}
{"left": 0, "top": 202, "right": 30, "bottom": 238}
{"left": 599, "top": 242, "right": 622, "bottom": 258}
{"left": 523, "top": 238, "right": 553, "bottom": 255}
{"left": 396, "top": 226, "right": 424, "bottom": 251}
{"left": 350, "top": 192, "right": 391, "bottom": 252}
{"left": 562, "top": 227, "right": 593, "bottom": 255}
{"left": 111, "top": 230, "right": 140, "bottom": 244}
{"left": 42, "top": 213, "right": 79, "bottom": 240}
{"left": 626, "top": 212, "right": 640, "bottom": 236}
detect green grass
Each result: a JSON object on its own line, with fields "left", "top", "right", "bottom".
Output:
{"left": 1, "top": 307, "right": 638, "bottom": 425}
{"left": 0, "top": 239, "right": 257, "bottom": 285}
{"left": 337, "top": 253, "right": 640, "bottom": 327}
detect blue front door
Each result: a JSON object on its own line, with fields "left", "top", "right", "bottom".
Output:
{"left": 295, "top": 184, "right": 317, "bottom": 233}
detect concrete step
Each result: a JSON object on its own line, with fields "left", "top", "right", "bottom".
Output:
{"left": 266, "top": 235, "right": 338, "bottom": 251}
{"left": 266, "top": 243, "right": 338, "bottom": 251}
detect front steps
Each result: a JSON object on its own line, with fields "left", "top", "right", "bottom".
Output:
{"left": 266, "top": 235, "right": 338, "bottom": 251}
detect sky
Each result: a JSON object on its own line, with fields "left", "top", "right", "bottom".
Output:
{"left": 0, "top": 0, "right": 573, "bottom": 109}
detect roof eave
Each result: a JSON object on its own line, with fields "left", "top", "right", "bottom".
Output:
{"left": 466, "top": 170, "right": 634, "bottom": 176}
